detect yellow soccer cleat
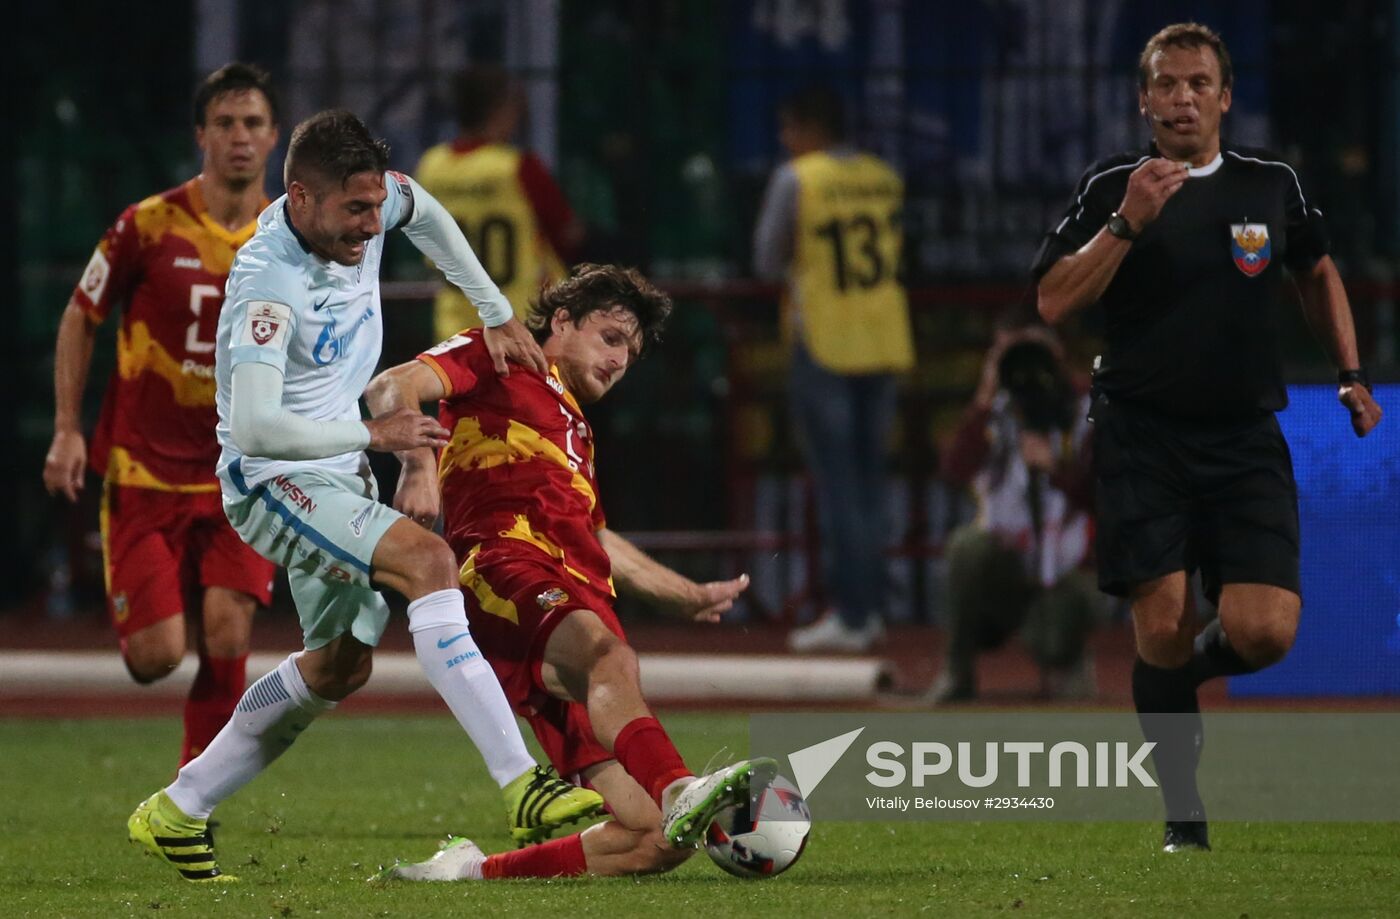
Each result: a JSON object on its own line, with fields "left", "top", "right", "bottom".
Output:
{"left": 127, "top": 791, "right": 236, "bottom": 883}
{"left": 503, "top": 765, "right": 605, "bottom": 846}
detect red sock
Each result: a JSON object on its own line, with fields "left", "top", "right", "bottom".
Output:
{"left": 180, "top": 654, "right": 247, "bottom": 767}
{"left": 613, "top": 716, "right": 692, "bottom": 806}
{"left": 483, "top": 833, "right": 587, "bottom": 878}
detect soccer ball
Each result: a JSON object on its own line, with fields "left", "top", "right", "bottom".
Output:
{"left": 704, "top": 774, "right": 811, "bottom": 879}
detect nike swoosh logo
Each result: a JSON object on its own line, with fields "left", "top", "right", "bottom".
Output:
{"left": 437, "top": 632, "right": 471, "bottom": 649}
{"left": 313, "top": 296, "right": 331, "bottom": 311}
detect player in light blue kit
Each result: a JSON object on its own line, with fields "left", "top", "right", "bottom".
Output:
{"left": 127, "top": 110, "right": 603, "bottom": 883}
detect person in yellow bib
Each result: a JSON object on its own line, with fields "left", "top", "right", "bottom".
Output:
{"left": 753, "top": 85, "right": 915, "bottom": 654}
{"left": 417, "top": 64, "right": 584, "bottom": 342}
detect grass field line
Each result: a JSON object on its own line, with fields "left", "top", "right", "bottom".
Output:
{"left": 0, "top": 650, "right": 890, "bottom": 702}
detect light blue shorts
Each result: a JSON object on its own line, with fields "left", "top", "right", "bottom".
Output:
{"left": 224, "top": 459, "right": 402, "bottom": 650}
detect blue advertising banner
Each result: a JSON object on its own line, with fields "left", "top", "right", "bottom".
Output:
{"left": 1233, "top": 384, "right": 1400, "bottom": 696}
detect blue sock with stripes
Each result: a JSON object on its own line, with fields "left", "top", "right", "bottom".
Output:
{"left": 166, "top": 654, "right": 335, "bottom": 819}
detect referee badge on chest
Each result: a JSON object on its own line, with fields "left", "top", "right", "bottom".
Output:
{"left": 1229, "top": 222, "right": 1271, "bottom": 277}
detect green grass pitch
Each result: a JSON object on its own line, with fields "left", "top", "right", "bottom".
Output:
{"left": 3, "top": 713, "right": 1398, "bottom": 917}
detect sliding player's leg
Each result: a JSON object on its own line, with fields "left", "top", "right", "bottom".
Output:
{"left": 541, "top": 605, "right": 776, "bottom": 848}
{"left": 377, "top": 759, "right": 691, "bottom": 881}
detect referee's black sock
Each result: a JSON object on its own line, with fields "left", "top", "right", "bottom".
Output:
{"left": 1191, "top": 618, "right": 1258, "bottom": 685}
{"left": 1132, "top": 656, "right": 1205, "bottom": 822}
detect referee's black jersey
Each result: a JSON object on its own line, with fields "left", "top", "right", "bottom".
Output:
{"left": 1032, "top": 143, "right": 1331, "bottom": 420}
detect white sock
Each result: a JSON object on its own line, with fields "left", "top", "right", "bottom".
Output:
{"left": 408, "top": 588, "right": 535, "bottom": 787}
{"left": 460, "top": 854, "right": 485, "bottom": 880}
{"left": 166, "top": 654, "right": 335, "bottom": 819}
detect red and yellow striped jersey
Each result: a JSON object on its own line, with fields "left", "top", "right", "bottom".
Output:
{"left": 419, "top": 332, "right": 613, "bottom": 597}
{"left": 73, "top": 179, "right": 263, "bottom": 491}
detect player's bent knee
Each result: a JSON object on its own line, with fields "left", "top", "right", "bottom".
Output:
{"left": 124, "top": 652, "right": 182, "bottom": 685}
{"left": 408, "top": 537, "right": 460, "bottom": 594}
{"left": 374, "top": 522, "right": 461, "bottom": 599}
{"left": 1133, "top": 618, "right": 1191, "bottom": 665}
{"left": 1231, "top": 618, "right": 1296, "bottom": 667}
{"left": 123, "top": 627, "right": 186, "bottom": 684}
{"left": 301, "top": 652, "right": 373, "bottom": 701}
{"left": 201, "top": 591, "right": 257, "bottom": 658}
{"left": 590, "top": 634, "right": 640, "bottom": 686}
{"left": 200, "top": 617, "right": 254, "bottom": 659}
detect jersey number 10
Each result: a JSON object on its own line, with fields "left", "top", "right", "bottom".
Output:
{"left": 456, "top": 215, "right": 518, "bottom": 287}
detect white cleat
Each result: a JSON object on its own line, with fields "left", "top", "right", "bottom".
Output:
{"left": 369, "top": 836, "right": 485, "bottom": 883}
{"left": 663, "top": 757, "right": 778, "bottom": 848}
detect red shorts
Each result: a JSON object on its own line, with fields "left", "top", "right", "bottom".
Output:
{"left": 462, "top": 543, "right": 623, "bottom": 778}
{"left": 100, "top": 483, "right": 276, "bottom": 639}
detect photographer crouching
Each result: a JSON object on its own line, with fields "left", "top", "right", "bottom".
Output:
{"left": 929, "top": 328, "right": 1104, "bottom": 703}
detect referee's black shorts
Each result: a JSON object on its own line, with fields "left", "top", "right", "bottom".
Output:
{"left": 1089, "top": 393, "right": 1300, "bottom": 603}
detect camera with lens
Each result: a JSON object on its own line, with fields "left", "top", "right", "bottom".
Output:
{"left": 997, "top": 339, "right": 1075, "bottom": 434}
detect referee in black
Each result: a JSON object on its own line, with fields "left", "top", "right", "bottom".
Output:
{"left": 1033, "top": 22, "right": 1382, "bottom": 852}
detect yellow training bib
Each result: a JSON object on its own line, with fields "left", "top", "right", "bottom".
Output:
{"left": 415, "top": 143, "right": 564, "bottom": 341}
{"left": 790, "top": 150, "right": 914, "bottom": 373}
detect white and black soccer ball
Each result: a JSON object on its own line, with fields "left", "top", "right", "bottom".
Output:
{"left": 704, "top": 774, "right": 811, "bottom": 879}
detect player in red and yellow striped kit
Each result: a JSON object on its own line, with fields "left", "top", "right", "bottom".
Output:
{"left": 367, "top": 265, "right": 774, "bottom": 881}
{"left": 43, "top": 64, "right": 281, "bottom": 767}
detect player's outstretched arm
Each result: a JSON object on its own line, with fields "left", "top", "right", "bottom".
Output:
{"left": 44, "top": 300, "right": 100, "bottom": 502}
{"left": 597, "top": 528, "right": 750, "bottom": 623}
{"left": 365, "top": 360, "right": 450, "bottom": 526}
{"left": 396, "top": 175, "right": 547, "bottom": 375}
{"left": 1295, "top": 255, "right": 1382, "bottom": 437}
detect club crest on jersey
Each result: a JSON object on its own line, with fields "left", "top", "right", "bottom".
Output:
{"left": 244, "top": 301, "right": 291, "bottom": 349}
{"left": 80, "top": 249, "right": 110, "bottom": 302}
{"left": 536, "top": 587, "right": 570, "bottom": 610}
{"left": 1230, "top": 223, "right": 1271, "bottom": 277}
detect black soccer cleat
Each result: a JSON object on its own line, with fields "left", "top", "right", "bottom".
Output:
{"left": 1162, "top": 820, "right": 1211, "bottom": 852}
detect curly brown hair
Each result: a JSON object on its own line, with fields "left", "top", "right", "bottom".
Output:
{"left": 527, "top": 264, "right": 672, "bottom": 356}
{"left": 1138, "top": 22, "right": 1233, "bottom": 90}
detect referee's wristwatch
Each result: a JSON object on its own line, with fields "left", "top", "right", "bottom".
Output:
{"left": 1106, "top": 211, "right": 1139, "bottom": 241}
{"left": 1338, "top": 367, "right": 1371, "bottom": 393}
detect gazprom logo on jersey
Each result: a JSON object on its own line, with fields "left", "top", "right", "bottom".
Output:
{"left": 313, "top": 307, "right": 376, "bottom": 365}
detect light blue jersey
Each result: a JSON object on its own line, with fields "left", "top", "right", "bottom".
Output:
{"left": 214, "top": 172, "right": 413, "bottom": 497}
